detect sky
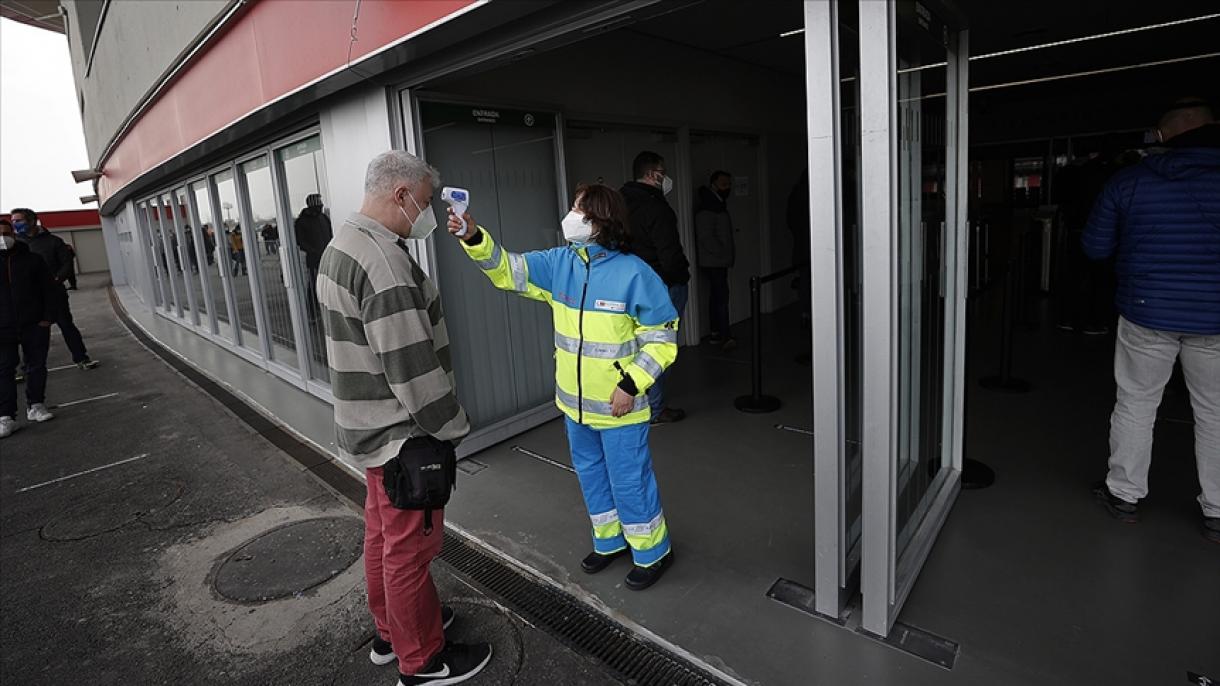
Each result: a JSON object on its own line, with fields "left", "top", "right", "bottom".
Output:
{"left": 0, "top": 17, "right": 96, "bottom": 212}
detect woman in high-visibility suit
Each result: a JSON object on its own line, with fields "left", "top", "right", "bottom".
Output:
{"left": 447, "top": 183, "right": 678, "bottom": 590}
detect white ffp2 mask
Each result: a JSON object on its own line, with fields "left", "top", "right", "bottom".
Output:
{"left": 561, "top": 210, "right": 593, "bottom": 244}
{"left": 400, "top": 193, "right": 438, "bottom": 240}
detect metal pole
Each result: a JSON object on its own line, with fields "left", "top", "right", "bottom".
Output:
{"left": 980, "top": 259, "right": 1030, "bottom": 393}
{"left": 735, "top": 275, "right": 782, "bottom": 413}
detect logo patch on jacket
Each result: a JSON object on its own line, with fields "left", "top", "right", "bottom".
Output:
{"left": 594, "top": 299, "right": 627, "bottom": 313}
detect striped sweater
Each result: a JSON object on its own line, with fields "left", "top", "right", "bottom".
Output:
{"left": 316, "top": 212, "right": 470, "bottom": 470}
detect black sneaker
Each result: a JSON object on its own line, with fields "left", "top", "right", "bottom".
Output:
{"left": 624, "top": 551, "right": 674, "bottom": 591}
{"left": 1204, "top": 517, "right": 1220, "bottom": 544}
{"left": 370, "top": 607, "right": 456, "bottom": 666}
{"left": 398, "top": 642, "right": 493, "bottom": 685}
{"left": 581, "top": 549, "right": 628, "bottom": 574}
{"left": 650, "top": 407, "right": 686, "bottom": 425}
{"left": 1092, "top": 481, "right": 1139, "bottom": 523}
{"left": 76, "top": 358, "right": 100, "bottom": 370}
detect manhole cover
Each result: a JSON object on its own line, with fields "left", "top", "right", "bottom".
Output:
{"left": 213, "top": 517, "right": 363, "bottom": 603}
{"left": 42, "top": 480, "right": 183, "bottom": 541}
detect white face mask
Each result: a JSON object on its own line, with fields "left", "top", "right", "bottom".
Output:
{"left": 399, "top": 192, "right": 438, "bottom": 240}
{"left": 661, "top": 174, "right": 674, "bottom": 196}
{"left": 0, "top": 235, "right": 13, "bottom": 251}
{"left": 561, "top": 210, "right": 594, "bottom": 244}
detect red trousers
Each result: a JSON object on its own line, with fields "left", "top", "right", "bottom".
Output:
{"left": 364, "top": 466, "right": 445, "bottom": 674}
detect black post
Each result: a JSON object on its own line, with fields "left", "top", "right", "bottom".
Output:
{"left": 980, "top": 259, "right": 1030, "bottom": 393}
{"left": 735, "top": 275, "right": 781, "bottom": 413}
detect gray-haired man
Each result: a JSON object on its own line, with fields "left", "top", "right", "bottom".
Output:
{"left": 317, "top": 151, "right": 492, "bottom": 685}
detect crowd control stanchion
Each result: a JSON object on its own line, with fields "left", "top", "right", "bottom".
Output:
{"left": 980, "top": 258, "right": 1032, "bottom": 394}
{"left": 735, "top": 266, "right": 799, "bottom": 414}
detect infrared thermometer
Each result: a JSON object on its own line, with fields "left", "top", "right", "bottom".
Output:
{"left": 442, "top": 187, "right": 471, "bottom": 238}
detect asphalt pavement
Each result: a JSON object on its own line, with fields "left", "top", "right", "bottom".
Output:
{"left": 0, "top": 274, "right": 621, "bottom": 686}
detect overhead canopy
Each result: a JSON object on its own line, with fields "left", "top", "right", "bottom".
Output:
{"left": 0, "top": 0, "right": 65, "bottom": 33}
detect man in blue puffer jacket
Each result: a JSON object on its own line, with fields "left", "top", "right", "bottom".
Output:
{"left": 1082, "top": 99, "right": 1220, "bottom": 543}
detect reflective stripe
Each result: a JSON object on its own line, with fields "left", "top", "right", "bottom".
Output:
{"left": 624, "top": 515, "right": 669, "bottom": 554}
{"left": 622, "top": 513, "right": 665, "bottom": 537}
{"left": 632, "top": 350, "right": 664, "bottom": 379}
{"left": 636, "top": 328, "right": 678, "bottom": 345}
{"left": 476, "top": 242, "right": 502, "bottom": 271}
{"left": 590, "top": 509, "right": 620, "bottom": 526}
{"left": 554, "top": 331, "right": 638, "bottom": 359}
{"left": 508, "top": 252, "right": 528, "bottom": 293}
{"left": 556, "top": 386, "right": 648, "bottom": 416}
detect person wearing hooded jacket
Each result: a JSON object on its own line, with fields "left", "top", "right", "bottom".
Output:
{"left": 1, "top": 218, "right": 59, "bottom": 438}
{"left": 295, "top": 194, "right": 333, "bottom": 310}
{"left": 1083, "top": 98, "right": 1220, "bottom": 544}
{"left": 621, "top": 151, "right": 690, "bottom": 425}
{"left": 695, "top": 171, "right": 736, "bottom": 348}
{"left": 9, "top": 208, "right": 98, "bottom": 371}
{"left": 450, "top": 183, "right": 679, "bottom": 590}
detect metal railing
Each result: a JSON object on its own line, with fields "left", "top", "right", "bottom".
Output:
{"left": 735, "top": 265, "right": 800, "bottom": 414}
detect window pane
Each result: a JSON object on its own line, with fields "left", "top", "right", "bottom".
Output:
{"left": 149, "top": 196, "right": 178, "bottom": 313}
{"left": 241, "top": 155, "right": 298, "bottom": 369}
{"left": 277, "top": 136, "right": 331, "bottom": 382}
{"left": 162, "top": 193, "right": 192, "bottom": 317}
{"left": 215, "top": 169, "right": 259, "bottom": 349}
{"left": 192, "top": 180, "right": 233, "bottom": 337}
{"left": 176, "top": 188, "right": 207, "bottom": 321}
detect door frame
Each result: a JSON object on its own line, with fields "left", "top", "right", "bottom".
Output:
{"left": 403, "top": 91, "right": 568, "bottom": 457}
{"left": 856, "top": 0, "right": 969, "bottom": 637}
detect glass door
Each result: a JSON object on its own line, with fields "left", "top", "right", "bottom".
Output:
{"left": 414, "top": 99, "right": 563, "bottom": 452}
{"left": 858, "top": 0, "right": 968, "bottom": 637}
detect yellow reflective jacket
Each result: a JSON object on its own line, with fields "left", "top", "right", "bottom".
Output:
{"left": 462, "top": 228, "right": 679, "bottom": 428}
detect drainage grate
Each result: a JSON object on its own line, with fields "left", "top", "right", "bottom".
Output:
{"left": 439, "top": 531, "right": 734, "bottom": 686}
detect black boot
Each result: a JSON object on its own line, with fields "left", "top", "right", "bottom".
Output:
{"left": 625, "top": 551, "right": 674, "bottom": 591}
{"left": 581, "top": 549, "right": 628, "bottom": 574}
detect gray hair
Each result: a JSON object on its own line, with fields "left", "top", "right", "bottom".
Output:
{"left": 364, "top": 150, "right": 440, "bottom": 196}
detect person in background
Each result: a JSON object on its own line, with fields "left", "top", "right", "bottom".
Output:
{"left": 261, "top": 223, "right": 280, "bottom": 253}
{"left": 229, "top": 224, "right": 246, "bottom": 276}
{"left": 786, "top": 170, "right": 811, "bottom": 324}
{"left": 184, "top": 226, "right": 199, "bottom": 274}
{"left": 1, "top": 218, "right": 58, "bottom": 438}
{"left": 295, "top": 193, "right": 333, "bottom": 311}
{"left": 1083, "top": 98, "right": 1220, "bottom": 544}
{"left": 317, "top": 151, "right": 491, "bottom": 685}
{"left": 694, "top": 170, "right": 736, "bottom": 349}
{"left": 621, "top": 151, "right": 689, "bottom": 425}
{"left": 9, "top": 209, "right": 99, "bottom": 371}
{"left": 65, "top": 244, "right": 78, "bottom": 290}
{"left": 451, "top": 182, "right": 678, "bottom": 589}
{"left": 202, "top": 224, "right": 216, "bottom": 266}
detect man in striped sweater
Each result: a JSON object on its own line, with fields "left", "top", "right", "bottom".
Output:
{"left": 317, "top": 151, "right": 492, "bottom": 685}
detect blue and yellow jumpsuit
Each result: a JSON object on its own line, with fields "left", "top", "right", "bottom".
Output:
{"left": 462, "top": 228, "right": 678, "bottom": 566}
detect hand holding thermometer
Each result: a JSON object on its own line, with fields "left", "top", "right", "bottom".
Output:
{"left": 442, "top": 187, "right": 471, "bottom": 238}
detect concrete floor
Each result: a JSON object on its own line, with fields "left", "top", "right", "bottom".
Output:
{"left": 109, "top": 279, "right": 1220, "bottom": 686}
{"left": 1, "top": 275, "right": 620, "bottom": 686}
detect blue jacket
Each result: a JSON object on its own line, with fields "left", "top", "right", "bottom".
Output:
{"left": 1082, "top": 125, "right": 1220, "bottom": 335}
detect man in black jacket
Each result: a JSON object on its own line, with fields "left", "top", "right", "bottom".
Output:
{"left": 1, "top": 219, "right": 59, "bottom": 438}
{"left": 294, "top": 194, "right": 333, "bottom": 313}
{"left": 621, "top": 152, "right": 689, "bottom": 425}
{"left": 10, "top": 209, "right": 99, "bottom": 370}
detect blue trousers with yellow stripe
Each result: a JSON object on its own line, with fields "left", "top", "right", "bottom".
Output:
{"left": 566, "top": 418, "right": 671, "bottom": 567}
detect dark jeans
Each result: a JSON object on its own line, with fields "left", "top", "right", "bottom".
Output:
{"left": 701, "top": 267, "right": 731, "bottom": 339}
{"left": 55, "top": 291, "right": 90, "bottom": 363}
{"left": 1, "top": 325, "right": 51, "bottom": 418}
{"left": 647, "top": 283, "right": 689, "bottom": 414}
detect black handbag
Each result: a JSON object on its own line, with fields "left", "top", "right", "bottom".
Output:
{"left": 382, "top": 436, "right": 457, "bottom": 535}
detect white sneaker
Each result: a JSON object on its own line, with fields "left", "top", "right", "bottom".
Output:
{"left": 0, "top": 416, "right": 17, "bottom": 438}
{"left": 26, "top": 404, "right": 54, "bottom": 423}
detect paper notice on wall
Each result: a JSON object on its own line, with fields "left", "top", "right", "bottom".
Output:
{"left": 733, "top": 176, "right": 750, "bottom": 196}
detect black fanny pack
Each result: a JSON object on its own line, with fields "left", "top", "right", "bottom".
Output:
{"left": 382, "top": 436, "right": 457, "bottom": 535}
